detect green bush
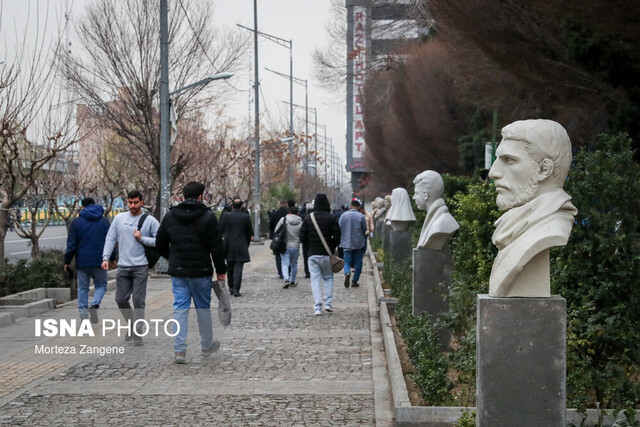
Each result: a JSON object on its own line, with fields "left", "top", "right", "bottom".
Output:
{"left": 385, "top": 254, "right": 453, "bottom": 405}
{"left": 444, "top": 182, "right": 500, "bottom": 405}
{"left": 552, "top": 133, "right": 640, "bottom": 411}
{"left": 0, "top": 249, "right": 68, "bottom": 297}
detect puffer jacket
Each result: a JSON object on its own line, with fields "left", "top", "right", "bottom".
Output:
{"left": 300, "top": 194, "right": 341, "bottom": 256}
{"left": 64, "top": 204, "right": 111, "bottom": 269}
{"left": 155, "top": 200, "right": 227, "bottom": 277}
{"left": 275, "top": 214, "right": 303, "bottom": 248}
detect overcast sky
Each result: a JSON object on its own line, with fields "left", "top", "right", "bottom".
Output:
{"left": 0, "top": 0, "right": 347, "bottom": 169}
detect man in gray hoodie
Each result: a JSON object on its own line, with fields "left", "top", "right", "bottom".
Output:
{"left": 275, "top": 206, "right": 303, "bottom": 288}
{"left": 102, "top": 190, "right": 159, "bottom": 345}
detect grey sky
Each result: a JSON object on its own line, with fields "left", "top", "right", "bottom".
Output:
{"left": 0, "top": 0, "right": 347, "bottom": 170}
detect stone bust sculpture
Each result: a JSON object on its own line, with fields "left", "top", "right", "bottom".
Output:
{"left": 413, "top": 170, "right": 459, "bottom": 250}
{"left": 386, "top": 188, "right": 416, "bottom": 232}
{"left": 488, "top": 119, "right": 577, "bottom": 298}
{"left": 383, "top": 195, "right": 392, "bottom": 224}
{"left": 373, "top": 197, "right": 386, "bottom": 221}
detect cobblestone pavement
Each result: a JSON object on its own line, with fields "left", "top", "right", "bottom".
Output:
{"left": 0, "top": 242, "right": 393, "bottom": 426}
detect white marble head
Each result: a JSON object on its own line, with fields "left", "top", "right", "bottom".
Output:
{"left": 374, "top": 197, "right": 385, "bottom": 209}
{"left": 387, "top": 188, "right": 416, "bottom": 231}
{"left": 413, "top": 170, "right": 459, "bottom": 250}
{"left": 489, "top": 119, "right": 572, "bottom": 211}
{"left": 488, "top": 119, "right": 577, "bottom": 298}
{"left": 384, "top": 195, "right": 392, "bottom": 210}
{"left": 412, "top": 170, "right": 444, "bottom": 211}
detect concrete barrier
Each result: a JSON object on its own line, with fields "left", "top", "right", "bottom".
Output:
{"left": 0, "top": 312, "right": 14, "bottom": 327}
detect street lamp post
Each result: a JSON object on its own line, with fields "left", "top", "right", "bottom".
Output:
{"left": 284, "top": 101, "right": 317, "bottom": 183}
{"left": 237, "top": 25, "right": 294, "bottom": 189}
{"left": 158, "top": 71, "right": 233, "bottom": 217}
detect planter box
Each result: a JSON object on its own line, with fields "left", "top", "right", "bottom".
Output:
{"left": 368, "top": 247, "right": 640, "bottom": 426}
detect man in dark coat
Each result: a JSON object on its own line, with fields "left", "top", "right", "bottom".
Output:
{"left": 64, "top": 197, "right": 112, "bottom": 323}
{"left": 269, "top": 200, "right": 289, "bottom": 278}
{"left": 155, "top": 182, "right": 227, "bottom": 364}
{"left": 300, "top": 194, "right": 341, "bottom": 315}
{"left": 219, "top": 197, "right": 254, "bottom": 297}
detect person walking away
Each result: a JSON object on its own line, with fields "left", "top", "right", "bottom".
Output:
{"left": 301, "top": 202, "right": 314, "bottom": 278}
{"left": 360, "top": 204, "right": 374, "bottom": 238}
{"left": 300, "top": 194, "right": 340, "bottom": 315}
{"left": 269, "top": 200, "right": 289, "bottom": 278}
{"left": 219, "top": 197, "right": 253, "bottom": 297}
{"left": 275, "top": 206, "right": 302, "bottom": 289}
{"left": 155, "top": 182, "right": 227, "bottom": 364}
{"left": 339, "top": 199, "right": 368, "bottom": 288}
{"left": 64, "top": 198, "right": 112, "bottom": 323}
{"left": 102, "top": 190, "right": 159, "bottom": 345}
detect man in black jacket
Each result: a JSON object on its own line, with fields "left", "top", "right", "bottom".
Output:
{"left": 156, "top": 182, "right": 227, "bottom": 364}
{"left": 300, "top": 194, "right": 341, "bottom": 315}
{"left": 218, "top": 197, "right": 254, "bottom": 297}
{"left": 269, "top": 200, "right": 289, "bottom": 278}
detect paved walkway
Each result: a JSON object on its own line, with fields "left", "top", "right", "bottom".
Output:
{"left": 0, "top": 242, "right": 393, "bottom": 426}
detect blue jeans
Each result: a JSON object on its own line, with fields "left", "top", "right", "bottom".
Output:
{"left": 309, "top": 255, "right": 334, "bottom": 310}
{"left": 281, "top": 246, "right": 300, "bottom": 283}
{"left": 77, "top": 267, "right": 108, "bottom": 319}
{"left": 343, "top": 248, "right": 365, "bottom": 282}
{"left": 171, "top": 276, "right": 214, "bottom": 353}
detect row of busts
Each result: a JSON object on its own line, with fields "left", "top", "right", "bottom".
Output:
{"left": 373, "top": 170, "right": 459, "bottom": 250}
{"left": 372, "top": 119, "right": 578, "bottom": 299}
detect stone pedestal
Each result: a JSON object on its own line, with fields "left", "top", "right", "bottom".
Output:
{"left": 382, "top": 223, "right": 391, "bottom": 255}
{"left": 375, "top": 220, "right": 383, "bottom": 239}
{"left": 390, "top": 230, "right": 412, "bottom": 265}
{"left": 476, "top": 294, "right": 566, "bottom": 427}
{"left": 412, "top": 249, "right": 451, "bottom": 349}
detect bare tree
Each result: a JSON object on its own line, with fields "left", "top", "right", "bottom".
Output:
{"left": 12, "top": 165, "right": 63, "bottom": 258}
{"left": 61, "top": 0, "right": 248, "bottom": 218}
{"left": 0, "top": 4, "right": 78, "bottom": 267}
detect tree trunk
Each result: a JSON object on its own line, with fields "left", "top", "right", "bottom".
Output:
{"left": 0, "top": 209, "right": 8, "bottom": 267}
{"left": 30, "top": 220, "right": 41, "bottom": 258}
{"left": 30, "top": 236, "right": 41, "bottom": 258}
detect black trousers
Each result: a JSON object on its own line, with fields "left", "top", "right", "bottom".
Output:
{"left": 275, "top": 252, "right": 283, "bottom": 277}
{"left": 302, "top": 243, "right": 310, "bottom": 276}
{"left": 227, "top": 261, "right": 245, "bottom": 292}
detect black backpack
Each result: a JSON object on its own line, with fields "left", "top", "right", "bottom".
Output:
{"left": 138, "top": 213, "right": 161, "bottom": 268}
{"left": 269, "top": 220, "right": 287, "bottom": 254}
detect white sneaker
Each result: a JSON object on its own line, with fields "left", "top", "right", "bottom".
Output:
{"left": 314, "top": 309, "right": 322, "bottom": 316}
{"left": 324, "top": 305, "right": 334, "bottom": 313}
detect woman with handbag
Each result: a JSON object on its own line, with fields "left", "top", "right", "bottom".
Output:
{"left": 275, "top": 206, "right": 303, "bottom": 289}
{"left": 299, "top": 194, "right": 342, "bottom": 315}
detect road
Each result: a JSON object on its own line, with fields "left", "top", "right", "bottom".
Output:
{"left": 3, "top": 225, "right": 68, "bottom": 263}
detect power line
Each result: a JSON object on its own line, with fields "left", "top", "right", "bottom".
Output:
{"left": 176, "top": 0, "right": 249, "bottom": 93}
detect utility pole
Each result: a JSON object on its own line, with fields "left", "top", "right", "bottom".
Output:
{"left": 159, "top": 0, "right": 170, "bottom": 218}
{"left": 252, "top": 0, "right": 262, "bottom": 242}
{"left": 239, "top": 26, "right": 293, "bottom": 188}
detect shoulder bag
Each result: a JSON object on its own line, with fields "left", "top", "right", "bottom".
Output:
{"left": 138, "top": 214, "right": 161, "bottom": 268}
{"left": 310, "top": 213, "right": 344, "bottom": 273}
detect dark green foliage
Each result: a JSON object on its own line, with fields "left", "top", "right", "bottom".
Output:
{"left": 445, "top": 183, "right": 500, "bottom": 337}
{"left": 0, "top": 249, "right": 68, "bottom": 297}
{"left": 369, "top": 235, "right": 382, "bottom": 253}
{"left": 385, "top": 254, "right": 454, "bottom": 405}
{"left": 440, "top": 183, "right": 501, "bottom": 404}
{"left": 552, "top": 133, "right": 640, "bottom": 410}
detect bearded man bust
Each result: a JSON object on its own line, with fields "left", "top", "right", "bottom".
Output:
{"left": 488, "top": 119, "right": 578, "bottom": 297}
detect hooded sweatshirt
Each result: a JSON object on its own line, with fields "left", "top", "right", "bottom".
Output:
{"left": 300, "top": 194, "right": 341, "bottom": 256}
{"left": 155, "top": 199, "right": 226, "bottom": 277}
{"left": 275, "top": 213, "right": 303, "bottom": 248}
{"left": 65, "top": 204, "right": 111, "bottom": 269}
